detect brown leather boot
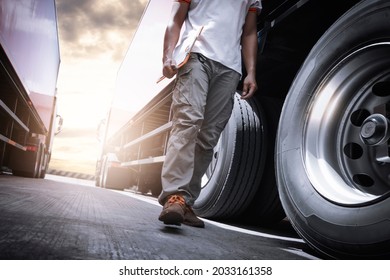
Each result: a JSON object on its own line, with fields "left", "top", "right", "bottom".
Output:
{"left": 158, "top": 195, "right": 186, "bottom": 226}
{"left": 183, "top": 206, "right": 205, "bottom": 228}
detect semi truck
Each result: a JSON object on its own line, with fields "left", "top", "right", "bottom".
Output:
{"left": 0, "top": 0, "right": 61, "bottom": 178}
{"left": 96, "top": 0, "right": 390, "bottom": 259}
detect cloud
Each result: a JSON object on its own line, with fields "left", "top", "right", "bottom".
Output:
{"left": 56, "top": 0, "right": 147, "bottom": 61}
{"left": 51, "top": 0, "right": 149, "bottom": 168}
{"left": 54, "top": 0, "right": 148, "bottom": 130}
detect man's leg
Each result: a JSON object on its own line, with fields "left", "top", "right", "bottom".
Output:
{"left": 158, "top": 55, "right": 239, "bottom": 227}
{"left": 158, "top": 54, "right": 209, "bottom": 225}
{"left": 187, "top": 65, "right": 241, "bottom": 204}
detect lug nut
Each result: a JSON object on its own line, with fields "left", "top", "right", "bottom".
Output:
{"left": 360, "top": 114, "right": 390, "bottom": 146}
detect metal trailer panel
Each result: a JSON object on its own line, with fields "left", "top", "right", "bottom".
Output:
{"left": 0, "top": 0, "right": 60, "bottom": 131}
{"left": 107, "top": 0, "right": 172, "bottom": 141}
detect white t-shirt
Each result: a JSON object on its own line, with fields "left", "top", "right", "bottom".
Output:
{"left": 173, "top": 0, "right": 262, "bottom": 75}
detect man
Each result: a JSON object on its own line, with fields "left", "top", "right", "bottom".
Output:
{"left": 158, "top": 0, "right": 261, "bottom": 228}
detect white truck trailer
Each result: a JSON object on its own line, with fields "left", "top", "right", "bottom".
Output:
{"left": 96, "top": 0, "right": 390, "bottom": 259}
{"left": 0, "top": 0, "right": 61, "bottom": 178}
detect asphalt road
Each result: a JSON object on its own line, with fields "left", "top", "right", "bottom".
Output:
{"left": 0, "top": 174, "right": 320, "bottom": 260}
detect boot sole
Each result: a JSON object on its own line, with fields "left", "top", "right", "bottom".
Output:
{"left": 159, "top": 211, "right": 184, "bottom": 226}
{"left": 183, "top": 220, "right": 205, "bottom": 228}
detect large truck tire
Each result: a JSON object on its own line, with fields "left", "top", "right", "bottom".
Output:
{"left": 10, "top": 143, "right": 43, "bottom": 178}
{"left": 193, "top": 93, "right": 267, "bottom": 219}
{"left": 38, "top": 148, "right": 48, "bottom": 179}
{"left": 100, "top": 154, "right": 131, "bottom": 190}
{"left": 137, "top": 164, "right": 162, "bottom": 196}
{"left": 240, "top": 97, "right": 286, "bottom": 225}
{"left": 276, "top": 0, "right": 390, "bottom": 259}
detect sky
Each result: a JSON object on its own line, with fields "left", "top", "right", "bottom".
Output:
{"left": 51, "top": 0, "right": 149, "bottom": 173}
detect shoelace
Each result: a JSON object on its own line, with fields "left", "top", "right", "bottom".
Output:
{"left": 166, "top": 195, "right": 185, "bottom": 206}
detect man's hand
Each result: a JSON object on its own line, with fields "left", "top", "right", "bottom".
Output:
{"left": 241, "top": 73, "right": 258, "bottom": 99}
{"left": 161, "top": 2, "right": 188, "bottom": 79}
{"left": 162, "top": 58, "right": 178, "bottom": 79}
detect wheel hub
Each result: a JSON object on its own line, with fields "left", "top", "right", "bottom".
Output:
{"left": 303, "top": 43, "right": 390, "bottom": 205}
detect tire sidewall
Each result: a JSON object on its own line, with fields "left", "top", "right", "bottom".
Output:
{"left": 194, "top": 101, "right": 238, "bottom": 213}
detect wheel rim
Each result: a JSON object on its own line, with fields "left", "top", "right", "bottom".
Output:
{"left": 304, "top": 43, "right": 390, "bottom": 205}
{"left": 201, "top": 137, "right": 221, "bottom": 187}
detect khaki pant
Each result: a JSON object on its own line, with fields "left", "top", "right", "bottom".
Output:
{"left": 158, "top": 53, "right": 240, "bottom": 206}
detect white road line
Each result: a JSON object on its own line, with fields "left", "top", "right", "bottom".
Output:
{"left": 48, "top": 175, "right": 306, "bottom": 245}
{"left": 117, "top": 189, "right": 305, "bottom": 244}
{"left": 282, "top": 248, "right": 320, "bottom": 260}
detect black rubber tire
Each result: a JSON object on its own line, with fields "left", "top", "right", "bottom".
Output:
{"left": 239, "top": 96, "right": 285, "bottom": 225}
{"left": 193, "top": 93, "right": 266, "bottom": 219}
{"left": 95, "top": 160, "right": 102, "bottom": 187}
{"left": 102, "top": 166, "right": 130, "bottom": 190}
{"left": 276, "top": 0, "right": 390, "bottom": 259}
{"left": 11, "top": 144, "right": 42, "bottom": 178}
{"left": 137, "top": 164, "right": 162, "bottom": 196}
{"left": 100, "top": 156, "right": 130, "bottom": 190}
{"left": 37, "top": 144, "right": 46, "bottom": 179}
